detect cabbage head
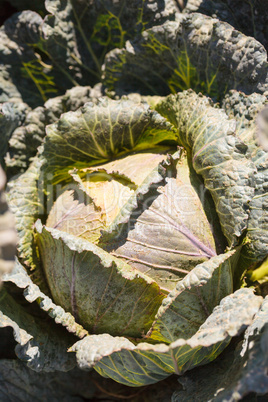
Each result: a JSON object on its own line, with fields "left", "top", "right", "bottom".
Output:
{"left": 3, "top": 91, "right": 265, "bottom": 390}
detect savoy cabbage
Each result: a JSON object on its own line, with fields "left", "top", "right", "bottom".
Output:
{"left": 0, "top": 0, "right": 267, "bottom": 400}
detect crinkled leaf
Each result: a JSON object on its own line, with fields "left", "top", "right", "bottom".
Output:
{"left": 157, "top": 90, "right": 256, "bottom": 246}
{"left": 41, "top": 0, "right": 178, "bottom": 85}
{"left": 35, "top": 222, "right": 165, "bottom": 338}
{"left": 70, "top": 288, "right": 262, "bottom": 387}
{"left": 103, "top": 13, "right": 268, "bottom": 99}
{"left": 172, "top": 296, "right": 268, "bottom": 401}
{"left": 0, "top": 1, "right": 178, "bottom": 108}
{"left": 43, "top": 98, "right": 176, "bottom": 181}
{"left": 148, "top": 250, "right": 234, "bottom": 343}
{"left": 0, "top": 102, "right": 29, "bottom": 166}
{"left": 221, "top": 91, "right": 268, "bottom": 273}
{"left": 222, "top": 90, "right": 268, "bottom": 150}
{"left": 0, "top": 11, "right": 57, "bottom": 107}
{"left": 240, "top": 150, "right": 268, "bottom": 269}
{"left": 185, "top": 0, "right": 268, "bottom": 52}
{"left": 7, "top": 157, "right": 44, "bottom": 274}
{"left": 5, "top": 106, "right": 47, "bottom": 177}
{"left": 3, "top": 259, "right": 87, "bottom": 338}
{"left": 0, "top": 286, "right": 77, "bottom": 372}
{"left": 5, "top": 85, "right": 102, "bottom": 177}
{"left": 100, "top": 153, "right": 219, "bottom": 291}
{"left": 0, "top": 167, "right": 17, "bottom": 284}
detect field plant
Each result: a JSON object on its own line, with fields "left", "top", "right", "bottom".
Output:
{"left": 0, "top": 1, "right": 267, "bottom": 400}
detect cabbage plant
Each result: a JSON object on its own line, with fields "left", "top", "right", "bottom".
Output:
{"left": 0, "top": 0, "right": 268, "bottom": 400}
{"left": 2, "top": 92, "right": 266, "bottom": 391}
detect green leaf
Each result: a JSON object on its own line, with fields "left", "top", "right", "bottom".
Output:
{"left": 70, "top": 288, "right": 262, "bottom": 387}
{"left": 221, "top": 91, "right": 268, "bottom": 273}
{"left": 157, "top": 90, "right": 256, "bottom": 246}
{"left": 42, "top": 0, "right": 178, "bottom": 84}
{"left": 35, "top": 222, "right": 165, "bottom": 338}
{"left": 0, "top": 102, "right": 29, "bottom": 167}
{"left": 148, "top": 250, "right": 234, "bottom": 343}
{"left": 0, "top": 361, "right": 94, "bottom": 401}
{"left": 172, "top": 296, "right": 268, "bottom": 401}
{"left": 0, "top": 260, "right": 83, "bottom": 372}
{"left": 0, "top": 286, "right": 77, "bottom": 372}
{"left": 43, "top": 98, "right": 176, "bottom": 181}
{"left": 0, "top": 167, "right": 17, "bottom": 284}
{"left": 3, "top": 260, "right": 87, "bottom": 339}
{"left": 0, "top": 358, "right": 174, "bottom": 401}
{"left": 103, "top": 13, "right": 268, "bottom": 99}
{"left": 222, "top": 90, "right": 268, "bottom": 150}
{"left": 0, "top": 2, "right": 178, "bottom": 108}
{"left": 5, "top": 85, "right": 102, "bottom": 177}
{"left": 7, "top": 157, "right": 44, "bottom": 272}
{"left": 240, "top": 151, "right": 268, "bottom": 269}
{"left": 0, "top": 11, "right": 57, "bottom": 107}
{"left": 185, "top": 0, "right": 268, "bottom": 52}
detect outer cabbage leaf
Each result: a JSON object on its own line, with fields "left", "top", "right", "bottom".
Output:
{"left": 43, "top": 97, "right": 176, "bottom": 181}
{"left": 0, "top": 11, "right": 57, "bottom": 108}
{"left": 0, "top": 1, "right": 178, "bottom": 108}
{"left": 156, "top": 90, "right": 256, "bottom": 247}
{"left": 103, "top": 13, "right": 268, "bottom": 99}
{"left": 70, "top": 288, "right": 262, "bottom": 387}
{"left": 0, "top": 259, "right": 87, "bottom": 371}
{"left": 0, "top": 101, "right": 29, "bottom": 167}
{"left": 222, "top": 90, "right": 268, "bottom": 150}
{"left": 42, "top": 0, "right": 179, "bottom": 85}
{"left": 0, "top": 361, "right": 94, "bottom": 402}
{"left": 185, "top": 0, "right": 268, "bottom": 52}
{"left": 0, "top": 360, "right": 179, "bottom": 402}
{"left": 240, "top": 149, "right": 268, "bottom": 271}
{"left": 35, "top": 222, "right": 165, "bottom": 338}
{"left": 5, "top": 85, "right": 102, "bottom": 177}
{"left": 172, "top": 296, "right": 268, "bottom": 401}
{"left": 0, "top": 167, "right": 17, "bottom": 284}
{"left": 7, "top": 157, "right": 44, "bottom": 276}
{"left": 222, "top": 91, "right": 268, "bottom": 275}
{"left": 3, "top": 260, "right": 87, "bottom": 339}
{"left": 148, "top": 250, "right": 234, "bottom": 344}
{"left": 0, "top": 286, "right": 77, "bottom": 372}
